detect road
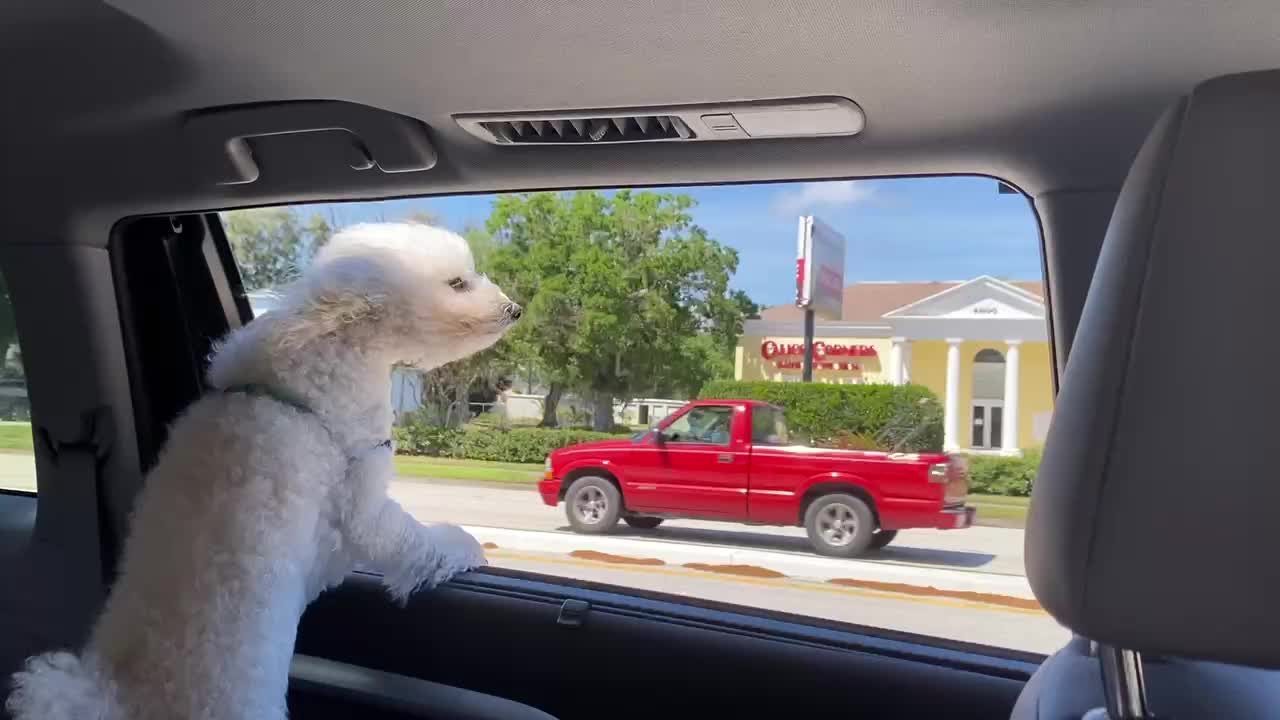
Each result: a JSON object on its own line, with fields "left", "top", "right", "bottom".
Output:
{"left": 387, "top": 479, "right": 1027, "bottom": 576}
{"left": 389, "top": 479, "right": 1068, "bottom": 654}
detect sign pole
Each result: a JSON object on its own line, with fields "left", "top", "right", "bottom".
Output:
{"left": 796, "top": 215, "right": 845, "bottom": 383}
{"left": 802, "top": 309, "right": 815, "bottom": 382}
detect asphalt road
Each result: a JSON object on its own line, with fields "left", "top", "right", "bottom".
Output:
{"left": 390, "top": 479, "right": 1067, "bottom": 654}
{"left": 387, "top": 479, "right": 1028, "bottom": 576}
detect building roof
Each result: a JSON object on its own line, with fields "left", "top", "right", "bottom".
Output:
{"left": 758, "top": 279, "right": 1044, "bottom": 324}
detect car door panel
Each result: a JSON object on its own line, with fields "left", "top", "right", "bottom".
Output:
{"left": 292, "top": 570, "right": 1031, "bottom": 720}
{"left": 645, "top": 405, "right": 748, "bottom": 517}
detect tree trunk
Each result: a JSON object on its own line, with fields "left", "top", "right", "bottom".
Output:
{"left": 591, "top": 392, "right": 614, "bottom": 432}
{"left": 540, "top": 383, "right": 564, "bottom": 427}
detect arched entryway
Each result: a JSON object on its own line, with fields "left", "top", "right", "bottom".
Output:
{"left": 971, "top": 349, "right": 1005, "bottom": 449}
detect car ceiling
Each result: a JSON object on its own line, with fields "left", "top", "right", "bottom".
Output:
{"left": 3, "top": 0, "right": 1280, "bottom": 240}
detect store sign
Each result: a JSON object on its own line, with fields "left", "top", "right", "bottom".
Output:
{"left": 772, "top": 360, "right": 864, "bottom": 371}
{"left": 761, "top": 340, "right": 877, "bottom": 360}
{"left": 795, "top": 216, "right": 847, "bottom": 321}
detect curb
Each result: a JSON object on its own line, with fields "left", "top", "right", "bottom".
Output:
{"left": 463, "top": 524, "right": 1036, "bottom": 600}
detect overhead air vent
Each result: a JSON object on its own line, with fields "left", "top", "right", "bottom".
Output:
{"left": 480, "top": 115, "right": 693, "bottom": 144}
{"left": 457, "top": 98, "right": 864, "bottom": 146}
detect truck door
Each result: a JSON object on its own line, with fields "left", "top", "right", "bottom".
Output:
{"left": 650, "top": 403, "right": 750, "bottom": 517}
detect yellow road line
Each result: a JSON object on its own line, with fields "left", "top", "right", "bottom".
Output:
{"left": 487, "top": 549, "right": 1045, "bottom": 616}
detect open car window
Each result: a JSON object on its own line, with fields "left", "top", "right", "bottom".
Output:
{"left": 219, "top": 176, "right": 1058, "bottom": 654}
{"left": 0, "top": 274, "right": 34, "bottom": 495}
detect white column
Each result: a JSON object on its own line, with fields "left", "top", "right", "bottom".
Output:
{"left": 888, "top": 337, "right": 905, "bottom": 385}
{"left": 944, "top": 338, "right": 962, "bottom": 451}
{"left": 901, "top": 341, "right": 912, "bottom": 383}
{"left": 1001, "top": 340, "right": 1021, "bottom": 454}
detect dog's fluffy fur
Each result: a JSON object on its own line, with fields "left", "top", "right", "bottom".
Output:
{"left": 6, "top": 223, "right": 520, "bottom": 720}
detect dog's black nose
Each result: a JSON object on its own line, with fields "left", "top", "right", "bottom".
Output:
{"left": 507, "top": 303, "right": 523, "bottom": 321}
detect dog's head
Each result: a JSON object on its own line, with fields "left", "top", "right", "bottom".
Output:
{"left": 276, "top": 222, "right": 521, "bottom": 368}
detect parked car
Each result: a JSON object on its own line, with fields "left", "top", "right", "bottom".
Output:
{"left": 539, "top": 399, "right": 973, "bottom": 557}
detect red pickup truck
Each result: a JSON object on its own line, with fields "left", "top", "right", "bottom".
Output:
{"left": 539, "top": 399, "right": 974, "bottom": 557}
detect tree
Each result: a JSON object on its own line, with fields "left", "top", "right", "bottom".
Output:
{"left": 486, "top": 191, "right": 754, "bottom": 431}
{"left": 222, "top": 208, "right": 333, "bottom": 290}
{"left": 412, "top": 345, "right": 510, "bottom": 427}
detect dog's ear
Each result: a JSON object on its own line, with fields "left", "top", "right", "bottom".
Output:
{"left": 274, "top": 288, "right": 387, "bottom": 351}
{"left": 273, "top": 255, "right": 391, "bottom": 350}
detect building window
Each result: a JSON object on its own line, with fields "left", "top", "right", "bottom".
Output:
{"left": 971, "top": 349, "right": 1005, "bottom": 449}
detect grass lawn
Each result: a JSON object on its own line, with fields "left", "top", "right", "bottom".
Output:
{"left": 0, "top": 422, "right": 34, "bottom": 452}
{"left": 394, "top": 455, "right": 543, "bottom": 484}
{"left": 969, "top": 494, "right": 1030, "bottom": 528}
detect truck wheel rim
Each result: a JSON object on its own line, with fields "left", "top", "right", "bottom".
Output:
{"left": 818, "top": 503, "right": 858, "bottom": 547}
{"left": 574, "top": 486, "right": 607, "bottom": 524}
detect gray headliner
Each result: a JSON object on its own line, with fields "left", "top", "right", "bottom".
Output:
{"left": 4, "top": 1, "right": 1280, "bottom": 239}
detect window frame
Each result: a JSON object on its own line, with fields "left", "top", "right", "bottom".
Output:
{"left": 99, "top": 177, "right": 1058, "bottom": 676}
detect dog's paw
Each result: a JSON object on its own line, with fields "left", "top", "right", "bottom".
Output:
{"left": 425, "top": 523, "right": 489, "bottom": 575}
{"left": 383, "top": 525, "right": 487, "bottom": 603}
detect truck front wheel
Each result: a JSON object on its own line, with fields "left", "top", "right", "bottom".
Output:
{"left": 624, "top": 516, "right": 664, "bottom": 530}
{"left": 804, "top": 494, "right": 876, "bottom": 557}
{"left": 565, "top": 476, "right": 622, "bottom": 534}
{"left": 869, "top": 529, "right": 899, "bottom": 551}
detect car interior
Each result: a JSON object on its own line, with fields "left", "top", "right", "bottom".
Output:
{"left": 3, "top": 1, "right": 1280, "bottom": 718}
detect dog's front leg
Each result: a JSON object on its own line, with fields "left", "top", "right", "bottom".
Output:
{"left": 342, "top": 445, "right": 488, "bottom": 603}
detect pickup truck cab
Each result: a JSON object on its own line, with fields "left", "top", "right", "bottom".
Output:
{"left": 539, "top": 399, "right": 975, "bottom": 557}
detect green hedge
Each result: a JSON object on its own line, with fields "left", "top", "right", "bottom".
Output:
{"left": 967, "top": 449, "right": 1041, "bottom": 497}
{"left": 394, "top": 425, "right": 629, "bottom": 463}
{"left": 698, "top": 380, "right": 944, "bottom": 452}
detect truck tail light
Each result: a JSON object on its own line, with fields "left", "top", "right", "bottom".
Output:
{"left": 928, "top": 462, "right": 949, "bottom": 484}
{"left": 544, "top": 456, "right": 554, "bottom": 480}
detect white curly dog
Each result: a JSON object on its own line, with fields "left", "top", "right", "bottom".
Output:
{"left": 6, "top": 222, "right": 521, "bottom": 720}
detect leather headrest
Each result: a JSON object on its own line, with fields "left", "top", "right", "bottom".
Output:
{"left": 1027, "top": 70, "right": 1280, "bottom": 668}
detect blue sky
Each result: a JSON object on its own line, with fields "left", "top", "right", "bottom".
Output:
{"left": 301, "top": 176, "right": 1041, "bottom": 308}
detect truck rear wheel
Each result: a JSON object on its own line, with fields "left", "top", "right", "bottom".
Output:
{"left": 804, "top": 494, "right": 876, "bottom": 557}
{"left": 565, "top": 476, "right": 622, "bottom": 534}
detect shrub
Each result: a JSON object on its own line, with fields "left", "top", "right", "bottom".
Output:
{"left": 966, "top": 448, "right": 1042, "bottom": 497}
{"left": 394, "top": 413, "right": 630, "bottom": 462}
{"left": 698, "top": 380, "right": 944, "bottom": 452}
{"left": 393, "top": 422, "right": 465, "bottom": 456}
{"left": 455, "top": 427, "right": 629, "bottom": 463}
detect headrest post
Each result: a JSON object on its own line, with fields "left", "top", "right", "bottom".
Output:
{"left": 1098, "top": 645, "right": 1154, "bottom": 719}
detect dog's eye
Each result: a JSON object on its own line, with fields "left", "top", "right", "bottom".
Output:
{"left": 447, "top": 277, "right": 469, "bottom": 292}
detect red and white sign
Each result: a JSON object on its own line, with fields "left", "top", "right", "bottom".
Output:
{"left": 795, "top": 216, "right": 847, "bottom": 321}
{"left": 760, "top": 340, "right": 874, "bottom": 372}
{"left": 760, "top": 340, "right": 877, "bottom": 360}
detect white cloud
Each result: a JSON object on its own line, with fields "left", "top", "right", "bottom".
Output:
{"left": 773, "top": 180, "right": 876, "bottom": 216}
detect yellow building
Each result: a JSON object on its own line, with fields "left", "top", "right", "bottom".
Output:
{"left": 735, "top": 276, "right": 1053, "bottom": 454}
